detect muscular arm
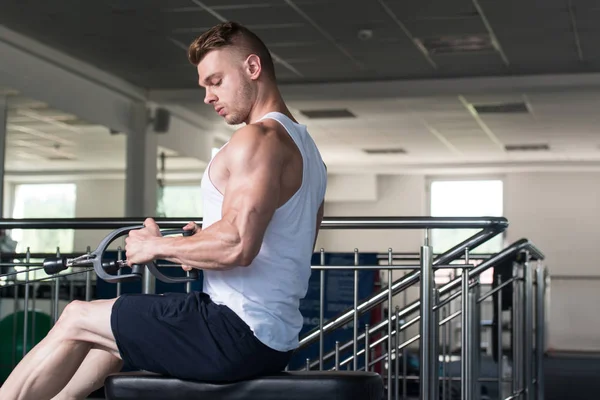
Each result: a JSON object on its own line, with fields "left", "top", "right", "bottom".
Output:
{"left": 153, "top": 125, "right": 284, "bottom": 269}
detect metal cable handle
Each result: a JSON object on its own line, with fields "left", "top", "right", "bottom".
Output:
{"left": 42, "top": 225, "right": 198, "bottom": 284}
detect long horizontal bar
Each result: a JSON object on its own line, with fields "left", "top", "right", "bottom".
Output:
{"left": 0, "top": 216, "right": 508, "bottom": 230}
{"left": 310, "top": 263, "right": 474, "bottom": 271}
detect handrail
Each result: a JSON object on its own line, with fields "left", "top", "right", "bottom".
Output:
{"left": 306, "top": 238, "right": 544, "bottom": 367}
{"left": 297, "top": 224, "right": 506, "bottom": 349}
{"left": 0, "top": 216, "right": 508, "bottom": 230}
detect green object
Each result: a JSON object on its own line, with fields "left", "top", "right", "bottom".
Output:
{"left": 0, "top": 310, "right": 52, "bottom": 383}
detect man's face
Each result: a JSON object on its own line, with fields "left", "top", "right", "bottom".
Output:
{"left": 197, "top": 48, "right": 253, "bottom": 125}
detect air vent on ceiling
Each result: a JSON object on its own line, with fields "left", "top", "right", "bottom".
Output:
{"left": 299, "top": 109, "right": 356, "bottom": 119}
{"left": 416, "top": 34, "right": 493, "bottom": 54}
{"left": 363, "top": 148, "right": 407, "bottom": 155}
{"left": 46, "top": 155, "right": 76, "bottom": 160}
{"left": 505, "top": 144, "right": 550, "bottom": 152}
{"left": 474, "top": 102, "right": 529, "bottom": 114}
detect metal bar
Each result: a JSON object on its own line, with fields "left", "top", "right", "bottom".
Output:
{"left": 536, "top": 265, "right": 545, "bottom": 400}
{"left": 0, "top": 269, "right": 94, "bottom": 288}
{"left": 319, "top": 249, "right": 325, "bottom": 371}
{"left": 0, "top": 216, "right": 510, "bottom": 230}
{"left": 387, "top": 249, "right": 393, "bottom": 400}
{"left": 512, "top": 263, "right": 520, "bottom": 398}
{"left": 420, "top": 244, "right": 433, "bottom": 400}
{"left": 394, "top": 306, "right": 400, "bottom": 400}
{"left": 472, "top": 281, "right": 481, "bottom": 399}
{"left": 299, "top": 227, "right": 502, "bottom": 349}
{"left": 305, "top": 358, "right": 310, "bottom": 371}
{"left": 430, "top": 287, "right": 440, "bottom": 400}
{"left": 22, "top": 248, "right": 31, "bottom": 358}
{"left": 365, "top": 323, "right": 370, "bottom": 371}
{"left": 461, "top": 265, "right": 470, "bottom": 400}
{"left": 524, "top": 252, "right": 534, "bottom": 399}
{"left": 478, "top": 278, "right": 514, "bottom": 303}
{"left": 85, "top": 270, "right": 92, "bottom": 301}
{"left": 311, "top": 264, "right": 476, "bottom": 271}
{"left": 54, "top": 274, "right": 60, "bottom": 320}
{"left": 497, "top": 275, "right": 504, "bottom": 400}
{"left": 12, "top": 268, "right": 18, "bottom": 367}
{"left": 335, "top": 341, "right": 340, "bottom": 370}
{"left": 354, "top": 248, "right": 359, "bottom": 371}
{"left": 442, "top": 305, "right": 448, "bottom": 400}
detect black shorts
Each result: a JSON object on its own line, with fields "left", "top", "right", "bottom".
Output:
{"left": 110, "top": 291, "right": 293, "bottom": 382}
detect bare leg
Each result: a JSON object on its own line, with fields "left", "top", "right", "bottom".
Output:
{"left": 0, "top": 299, "right": 119, "bottom": 400}
{"left": 51, "top": 346, "right": 123, "bottom": 400}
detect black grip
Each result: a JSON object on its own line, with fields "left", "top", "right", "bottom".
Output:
{"left": 43, "top": 257, "right": 68, "bottom": 275}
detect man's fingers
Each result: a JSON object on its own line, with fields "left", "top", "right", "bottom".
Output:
{"left": 182, "top": 221, "right": 197, "bottom": 232}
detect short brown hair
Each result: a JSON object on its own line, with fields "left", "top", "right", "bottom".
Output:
{"left": 188, "top": 21, "right": 276, "bottom": 80}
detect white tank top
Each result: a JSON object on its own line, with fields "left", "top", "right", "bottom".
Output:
{"left": 200, "top": 112, "right": 327, "bottom": 352}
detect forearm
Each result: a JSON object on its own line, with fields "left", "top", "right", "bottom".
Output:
{"left": 153, "top": 222, "right": 246, "bottom": 270}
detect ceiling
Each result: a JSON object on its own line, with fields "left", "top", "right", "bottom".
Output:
{"left": 1, "top": 0, "right": 599, "bottom": 89}
{"left": 1, "top": 1, "right": 600, "bottom": 175}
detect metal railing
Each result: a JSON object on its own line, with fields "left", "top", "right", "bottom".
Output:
{"left": 0, "top": 216, "right": 546, "bottom": 400}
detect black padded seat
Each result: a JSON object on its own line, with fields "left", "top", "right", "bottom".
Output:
{"left": 104, "top": 370, "right": 384, "bottom": 400}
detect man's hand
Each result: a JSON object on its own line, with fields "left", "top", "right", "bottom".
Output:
{"left": 125, "top": 218, "right": 162, "bottom": 266}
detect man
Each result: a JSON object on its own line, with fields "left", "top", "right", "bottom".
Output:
{"left": 0, "top": 21, "right": 327, "bottom": 400}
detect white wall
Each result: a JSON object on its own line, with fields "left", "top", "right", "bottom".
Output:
{"left": 320, "top": 171, "right": 600, "bottom": 352}
{"left": 504, "top": 171, "right": 600, "bottom": 351}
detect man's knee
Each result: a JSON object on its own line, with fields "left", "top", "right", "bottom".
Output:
{"left": 55, "top": 300, "right": 90, "bottom": 338}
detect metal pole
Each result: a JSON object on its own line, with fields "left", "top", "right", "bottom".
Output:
{"left": 335, "top": 341, "right": 340, "bottom": 370}
{"left": 497, "top": 275, "right": 504, "bottom": 400}
{"left": 431, "top": 287, "right": 440, "bottom": 400}
{"left": 524, "top": 252, "right": 534, "bottom": 400}
{"left": 365, "top": 323, "right": 370, "bottom": 371}
{"left": 85, "top": 246, "right": 92, "bottom": 301}
{"left": 442, "top": 306, "right": 448, "bottom": 400}
{"left": 536, "top": 265, "right": 545, "bottom": 400}
{"left": 471, "top": 281, "right": 481, "bottom": 399}
{"left": 388, "top": 247, "right": 393, "bottom": 400}
{"left": 461, "top": 263, "right": 471, "bottom": 400}
{"left": 12, "top": 262, "right": 18, "bottom": 367}
{"left": 395, "top": 306, "right": 400, "bottom": 400}
{"left": 0, "top": 95, "right": 8, "bottom": 211}
{"left": 117, "top": 246, "right": 123, "bottom": 297}
{"left": 402, "top": 273, "right": 408, "bottom": 400}
{"left": 512, "top": 263, "right": 521, "bottom": 398}
{"left": 319, "top": 249, "right": 325, "bottom": 370}
{"left": 419, "top": 242, "right": 433, "bottom": 400}
{"left": 22, "top": 248, "right": 31, "bottom": 358}
{"left": 354, "top": 248, "right": 360, "bottom": 371}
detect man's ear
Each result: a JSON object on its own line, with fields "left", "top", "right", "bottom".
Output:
{"left": 245, "top": 54, "right": 262, "bottom": 80}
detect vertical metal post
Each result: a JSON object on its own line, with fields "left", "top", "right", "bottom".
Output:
{"left": 471, "top": 281, "right": 481, "bottom": 399}
{"left": 536, "top": 265, "right": 545, "bottom": 400}
{"left": 354, "top": 248, "right": 360, "bottom": 371}
{"left": 461, "top": 259, "right": 471, "bottom": 400}
{"left": 305, "top": 358, "right": 310, "bottom": 371}
{"left": 319, "top": 249, "right": 325, "bottom": 370}
{"left": 419, "top": 242, "right": 433, "bottom": 400}
{"left": 497, "top": 275, "right": 504, "bottom": 400}
{"left": 335, "top": 341, "right": 340, "bottom": 370}
{"left": 524, "top": 252, "right": 534, "bottom": 400}
{"left": 85, "top": 246, "right": 92, "bottom": 301}
{"left": 430, "top": 288, "right": 440, "bottom": 400}
{"left": 22, "top": 247, "right": 31, "bottom": 357}
{"left": 117, "top": 247, "right": 123, "bottom": 297}
{"left": 402, "top": 272, "right": 408, "bottom": 400}
{"left": 12, "top": 261, "right": 18, "bottom": 367}
{"left": 442, "top": 307, "right": 448, "bottom": 400}
{"left": 512, "top": 263, "right": 521, "bottom": 398}
{"left": 388, "top": 248, "right": 393, "bottom": 400}
{"left": 365, "top": 324, "right": 370, "bottom": 371}
{"left": 395, "top": 306, "right": 400, "bottom": 400}
{"left": 143, "top": 268, "right": 155, "bottom": 294}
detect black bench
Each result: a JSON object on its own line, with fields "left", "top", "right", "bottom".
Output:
{"left": 104, "top": 370, "right": 384, "bottom": 400}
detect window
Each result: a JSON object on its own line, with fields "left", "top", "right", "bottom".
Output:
{"left": 11, "top": 183, "right": 77, "bottom": 254}
{"left": 429, "top": 179, "right": 504, "bottom": 254}
{"left": 159, "top": 185, "right": 203, "bottom": 218}
{"left": 429, "top": 179, "right": 504, "bottom": 284}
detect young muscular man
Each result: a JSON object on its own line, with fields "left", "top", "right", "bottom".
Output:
{"left": 0, "top": 21, "right": 327, "bottom": 400}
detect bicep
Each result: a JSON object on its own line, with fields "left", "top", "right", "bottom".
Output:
{"left": 221, "top": 137, "right": 283, "bottom": 248}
